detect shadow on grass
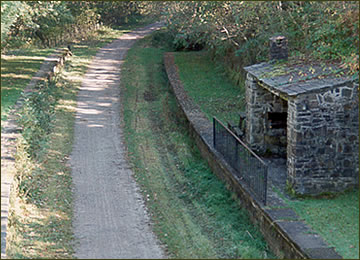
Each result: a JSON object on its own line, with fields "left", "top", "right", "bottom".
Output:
{"left": 6, "top": 25, "right": 128, "bottom": 259}
{"left": 1, "top": 52, "right": 54, "bottom": 121}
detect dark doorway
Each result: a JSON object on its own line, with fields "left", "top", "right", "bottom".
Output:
{"left": 264, "top": 111, "right": 287, "bottom": 157}
{"left": 267, "top": 112, "right": 287, "bottom": 129}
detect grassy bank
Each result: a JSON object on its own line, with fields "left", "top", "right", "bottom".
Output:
{"left": 174, "top": 50, "right": 359, "bottom": 259}
{"left": 1, "top": 48, "right": 55, "bottom": 122}
{"left": 6, "top": 26, "right": 125, "bottom": 258}
{"left": 120, "top": 35, "right": 274, "bottom": 258}
{"left": 173, "top": 51, "right": 245, "bottom": 124}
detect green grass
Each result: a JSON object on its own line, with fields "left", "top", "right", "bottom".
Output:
{"left": 173, "top": 51, "right": 245, "bottom": 124}
{"left": 282, "top": 190, "right": 359, "bottom": 259}
{"left": 1, "top": 48, "right": 55, "bottom": 121}
{"left": 121, "top": 35, "right": 275, "bottom": 258}
{"left": 6, "top": 26, "right": 125, "bottom": 259}
{"left": 1, "top": 25, "right": 128, "bottom": 124}
{"left": 174, "top": 47, "right": 359, "bottom": 259}
{"left": 7, "top": 78, "right": 77, "bottom": 258}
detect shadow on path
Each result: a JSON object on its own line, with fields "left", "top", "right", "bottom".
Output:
{"left": 70, "top": 23, "right": 166, "bottom": 259}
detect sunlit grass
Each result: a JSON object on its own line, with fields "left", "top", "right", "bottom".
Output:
{"left": 6, "top": 26, "right": 125, "bottom": 259}
{"left": 1, "top": 74, "right": 33, "bottom": 80}
{"left": 1, "top": 49, "right": 55, "bottom": 122}
{"left": 0, "top": 25, "right": 127, "bottom": 123}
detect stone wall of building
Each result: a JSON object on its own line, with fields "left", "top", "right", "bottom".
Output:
{"left": 246, "top": 70, "right": 359, "bottom": 195}
{"left": 287, "top": 82, "right": 359, "bottom": 195}
{"left": 245, "top": 73, "right": 266, "bottom": 152}
{"left": 245, "top": 73, "right": 288, "bottom": 157}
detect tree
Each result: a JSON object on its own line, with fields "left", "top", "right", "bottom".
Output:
{"left": 1, "top": 1, "right": 31, "bottom": 45}
{"left": 163, "top": 1, "right": 359, "bottom": 73}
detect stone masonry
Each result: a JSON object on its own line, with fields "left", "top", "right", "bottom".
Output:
{"left": 244, "top": 61, "right": 359, "bottom": 195}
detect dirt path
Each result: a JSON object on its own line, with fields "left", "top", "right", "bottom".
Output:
{"left": 70, "top": 23, "right": 165, "bottom": 259}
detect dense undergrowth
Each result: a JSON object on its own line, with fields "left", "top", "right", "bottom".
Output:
{"left": 1, "top": 1, "right": 162, "bottom": 51}
{"left": 121, "top": 33, "right": 275, "bottom": 259}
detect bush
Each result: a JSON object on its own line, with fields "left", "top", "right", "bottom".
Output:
{"left": 17, "top": 80, "right": 60, "bottom": 159}
{"left": 150, "top": 29, "right": 175, "bottom": 50}
{"left": 1, "top": 1, "right": 100, "bottom": 50}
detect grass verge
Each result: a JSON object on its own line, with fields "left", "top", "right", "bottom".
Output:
{"left": 282, "top": 190, "right": 359, "bottom": 259}
{"left": 6, "top": 26, "right": 125, "bottom": 258}
{"left": 174, "top": 49, "right": 359, "bottom": 259}
{"left": 120, "top": 34, "right": 275, "bottom": 258}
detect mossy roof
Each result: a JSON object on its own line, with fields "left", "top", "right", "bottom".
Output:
{"left": 244, "top": 60, "right": 358, "bottom": 97}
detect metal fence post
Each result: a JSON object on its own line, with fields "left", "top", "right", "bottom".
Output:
{"left": 235, "top": 139, "right": 239, "bottom": 172}
{"left": 263, "top": 167, "right": 268, "bottom": 205}
{"left": 213, "top": 117, "right": 216, "bottom": 148}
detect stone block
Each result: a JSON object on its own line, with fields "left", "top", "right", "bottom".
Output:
{"left": 342, "top": 169, "right": 355, "bottom": 177}
{"left": 265, "top": 208, "right": 299, "bottom": 221}
{"left": 305, "top": 248, "right": 342, "bottom": 259}
{"left": 341, "top": 88, "right": 352, "bottom": 98}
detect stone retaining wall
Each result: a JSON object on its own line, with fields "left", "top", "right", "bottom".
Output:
{"left": 1, "top": 48, "right": 71, "bottom": 258}
{"left": 164, "top": 52, "right": 342, "bottom": 259}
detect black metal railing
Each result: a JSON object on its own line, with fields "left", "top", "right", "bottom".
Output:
{"left": 213, "top": 117, "right": 268, "bottom": 205}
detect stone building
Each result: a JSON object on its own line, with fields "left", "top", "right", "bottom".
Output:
{"left": 243, "top": 59, "right": 359, "bottom": 195}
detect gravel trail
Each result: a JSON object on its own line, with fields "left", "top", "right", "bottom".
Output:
{"left": 70, "top": 23, "right": 165, "bottom": 259}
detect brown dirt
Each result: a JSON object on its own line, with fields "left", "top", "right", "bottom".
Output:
{"left": 69, "top": 23, "right": 166, "bottom": 259}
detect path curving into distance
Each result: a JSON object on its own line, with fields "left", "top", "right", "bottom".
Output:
{"left": 70, "top": 23, "right": 165, "bottom": 259}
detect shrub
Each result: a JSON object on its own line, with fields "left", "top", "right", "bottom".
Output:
{"left": 17, "top": 80, "right": 60, "bottom": 159}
